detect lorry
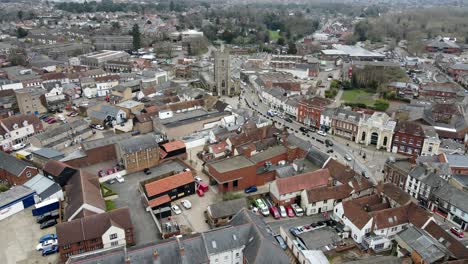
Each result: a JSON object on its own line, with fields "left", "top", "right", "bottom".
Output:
{"left": 32, "top": 198, "right": 60, "bottom": 216}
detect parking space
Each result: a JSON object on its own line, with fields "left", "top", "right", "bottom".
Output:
{"left": 109, "top": 171, "right": 162, "bottom": 246}
{"left": 0, "top": 208, "right": 59, "bottom": 264}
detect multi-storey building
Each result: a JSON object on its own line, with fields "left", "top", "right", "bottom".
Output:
{"left": 384, "top": 158, "right": 413, "bottom": 189}
{"left": 297, "top": 97, "right": 331, "bottom": 129}
{"left": 356, "top": 112, "right": 396, "bottom": 151}
{"left": 56, "top": 208, "right": 134, "bottom": 263}
{"left": 0, "top": 114, "right": 43, "bottom": 150}
{"left": 116, "top": 135, "right": 160, "bottom": 173}
{"left": 14, "top": 88, "right": 47, "bottom": 115}
{"left": 327, "top": 106, "right": 362, "bottom": 141}
{"left": 392, "top": 121, "right": 426, "bottom": 156}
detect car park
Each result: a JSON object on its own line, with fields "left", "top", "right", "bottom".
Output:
{"left": 291, "top": 204, "right": 304, "bottom": 217}
{"left": 181, "top": 200, "right": 192, "bottom": 209}
{"left": 450, "top": 227, "right": 464, "bottom": 238}
{"left": 40, "top": 219, "right": 57, "bottom": 229}
{"left": 274, "top": 235, "right": 287, "bottom": 249}
{"left": 244, "top": 185, "right": 258, "bottom": 193}
{"left": 42, "top": 245, "right": 59, "bottom": 256}
{"left": 171, "top": 205, "right": 182, "bottom": 215}
{"left": 36, "top": 239, "right": 57, "bottom": 251}
{"left": 279, "top": 206, "right": 287, "bottom": 218}
{"left": 39, "top": 234, "right": 57, "bottom": 243}
{"left": 285, "top": 205, "right": 295, "bottom": 217}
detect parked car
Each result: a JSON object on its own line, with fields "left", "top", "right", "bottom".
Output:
{"left": 171, "top": 205, "right": 182, "bottom": 215}
{"left": 36, "top": 210, "right": 59, "bottom": 224}
{"left": 361, "top": 171, "right": 369, "bottom": 179}
{"left": 90, "top": 124, "right": 104, "bottom": 130}
{"left": 345, "top": 154, "right": 352, "bottom": 161}
{"left": 115, "top": 174, "right": 124, "bottom": 183}
{"left": 40, "top": 219, "right": 57, "bottom": 229}
{"left": 39, "top": 234, "right": 57, "bottom": 243}
{"left": 70, "top": 112, "right": 79, "bottom": 117}
{"left": 244, "top": 185, "right": 258, "bottom": 193}
{"left": 299, "top": 127, "right": 309, "bottom": 133}
{"left": 253, "top": 101, "right": 258, "bottom": 106}
{"left": 317, "top": 130, "right": 327, "bottom": 136}
{"left": 291, "top": 204, "right": 304, "bottom": 217}
{"left": 194, "top": 176, "right": 203, "bottom": 183}
{"left": 450, "top": 227, "right": 464, "bottom": 238}
{"left": 39, "top": 114, "right": 48, "bottom": 120}
{"left": 284, "top": 117, "right": 293, "bottom": 123}
{"left": 269, "top": 206, "right": 281, "bottom": 219}
{"left": 42, "top": 245, "right": 59, "bottom": 256}
{"left": 289, "top": 227, "right": 300, "bottom": 237}
{"left": 274, "top": 235, "right": 287, "bottom": 249}
{"left": 143, "top": 168, "right": 151, "bottom": 175}
{"left": 36, "top": 239, "right": 58, "bottom": 251}
{"left": 12, "top": 143, "right": 26, "bottom": 151}
{"left": 285, "top": 205, "right": 295, "bottom": 217}
{"left": 325, "top": 139, "right": 333, "bottom": 147}
{"left": 181, "top": 200, "right": 192, "bottom": 209}
{"left": 326, "top": 149, "right": 334, "bottom": 153}
{"left": 279, "top": 205, "right": 287, "bottom": 218}
{"left": 47, "top": 119, "right": 57, "bottom": 124}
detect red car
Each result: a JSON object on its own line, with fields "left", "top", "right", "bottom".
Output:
{"left": 47, "top": 119, "right": 57, "bottom": 124}
{"left": 450, "top": 227, "right": 464, "bottom": 238}
{"left": 286, "top": 205, "right": 295, "bottom": 217}
{"left": 269, "top": 206, "right": 280, "bottom": 219}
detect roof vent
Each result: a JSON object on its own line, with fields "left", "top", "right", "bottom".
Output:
{"left": 233, "top": 234, "right": 237, "bottom": 241}
{"left": 212, "top": 240, "right": 217, "bottom": 249}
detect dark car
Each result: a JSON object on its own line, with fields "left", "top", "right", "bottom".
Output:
{"left": 299, "top": 127, "right": 309, "bottom": 133}
{"left": 144, "top": 168, "right": 152, "bottom": 175}
{"left": 40, "top": 219, "right": 57, "bottom": 229}
{"left": 39, "top": 234, "right": 57, "bottom": 243}
{"left": 284, "top": 117, "right": 293, "bottom": 123}
{"left": 325, "top": 139, "right": 334, "bottom": 147}
{"left": 42, "top": 245, "right": 59, "bottom": 256}
{"left": 274, "top": 235, "right": 287, "bottom": 250}
{"left": 244, "top": 185, "right": 258, "bottom": 193}
{"left": 289, "top": 227, "right": 300, "bottom": 237}
{"left": 36, "top": 210, "right": 59, "bottom": 224}
{"left": 326, "top": 149, "right": 334, "bottom": 153}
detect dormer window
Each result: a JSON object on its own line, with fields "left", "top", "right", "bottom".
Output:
{"left": 13, "top": 124, "right": 19, "bottom": 130}
{"left": 23, "top": 120, "right": 28, "bottom": 127}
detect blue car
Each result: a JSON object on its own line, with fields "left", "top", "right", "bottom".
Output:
{"left": 42, "top": 245, "right": 59, "bottom": 256}
{"left": 244, "top": 185, "right": 258, "bottom": 193}
{"left": 39, "top": 234, "right": 57, "bottom": 243}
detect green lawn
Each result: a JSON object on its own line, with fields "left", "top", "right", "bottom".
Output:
{"left": 342, "top": 89, "right": 376, "bottom": 106}
{"left": 269, "top": 30, "right": 280, "bottom": 40}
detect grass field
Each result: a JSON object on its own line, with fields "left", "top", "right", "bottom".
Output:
{"left": 342, "top": 89, "right": 376, "bottom": 106}
{"left": 269, "top": 30, "right": 280, "bottom": 40}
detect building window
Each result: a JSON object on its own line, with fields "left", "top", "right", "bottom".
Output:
{"left": 223, "top": 182, "right": 228, "bottom": 190}
{"left": 236, "top": 253, "right": 240, "bottom": 258}
{"left": 63, "top": 244, "right": 71, "bottom": 250}
{"left": 111, "top": 241, "right": 119, "bottom": 247}
{"left": 233, "top": 180, "right": 238, "bottom": 188}
{"left": 110, "top": 233, "right": 117, "bottom": 240}
{"left": 26, "top": 171, "right": 32, "bottom": 178}
{"left": 78, "top": 249, "right": 85, "bottom": 254}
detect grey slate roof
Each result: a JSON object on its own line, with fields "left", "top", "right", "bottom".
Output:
{"left": 432, "top": 183, "right": 468, "bottom": 213}
{"left": 445, "top": 154, "right": 468, "bottom": 168}
{"left": 34, "top": 119, "right": 88, "bottom": 141}
{"left": 117, "top": 134, "right": 159, "bottom": 154}
{"left": 396, "top": 225, "right": 447, "bottom": 263}
{"left": 207, "top": 198, "right": 247, "bottom": 219}
{"left": 0, "top": 151, "right": 33, "bottom": 176}
{"left": 0, "top": 185, "right": 35, "bottom": 208}
{"left": 81, "top": 133, "right": 132, "bottom": 151}
{"left": 67, "top": 209, "right": 289, "bottom": 264}
{"left": 24, "top": 174, "right": 61, "bottom": 200}
{"left": 31, "top": 148, "right": 64, "bottom": 159}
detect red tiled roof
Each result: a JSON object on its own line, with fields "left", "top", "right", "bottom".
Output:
{"left": 209, "top": 141, "right": 228, "bottom": 154}
{"left": 148, "top": 194, "right": 171, "bottom": 208}
{"left": 424, "top": 221, "right": 468, "bottom": 259}
{"left": 145, "top": 171, "right": 194, "bottom": 197}
{"left": 43, "top": 160, "right": 74, "bottom": 177}
{"left": 162, "top": 140, "right": 186, "bottom": 152}
{"left": 276, "top": 169, "right": 330, "bottom": 195}
{"left": 306, "top": 184, "right": 352, "bottom": 203}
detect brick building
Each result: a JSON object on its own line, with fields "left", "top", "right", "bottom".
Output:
{"left": 419, "top": 82, "right": 464, "bottom": 98}
{"left": 328, "top": 106, "right": 362, "bottom": 141}
{"left": 297, "top": 97, "right": 331, "bottom": 129}
{"left": 383, "top": 158, "right": 413, "bottom": 189}
{"left": 392, "top": 121, "right": 426, "bottom": 156}
{"left": 56, "top": 208, "right": 134, "bottom": 263}
{"left": 116, "top": 135, "right": 160, "bottom": 173}
{"left": 447, "top": 64, "right": 468, "bottom": 78}
{"left": 0, "top": 151, "right": 39, "bottom": 185}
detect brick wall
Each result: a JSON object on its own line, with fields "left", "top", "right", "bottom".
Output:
{"left": 0, "top": 166, "right": 39, "bottom": 185}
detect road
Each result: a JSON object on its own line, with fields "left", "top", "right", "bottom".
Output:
{"left": 240, "top": 78, "right": 387, "bottom": 184}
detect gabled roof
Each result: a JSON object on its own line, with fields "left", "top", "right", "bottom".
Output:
{"left": 0, "top": 151, "right": 36, "bottom": 176}
{"left": 424, "top": 221, "right": 468, "bottom": 259}
{"left": 117, "top": 134, "right": 159, "bottom": 154}
{"left": 275, "top": 168, "right": 330, "bottom": 195}
{"left": 43, "top": 159, "right": 75, "bottom": 177}
{"left": 161, "top": 140, "right": 185, "bottom": 152}
{"left": 341, "top": 194, "right": 382, "bottom": 229}
{"left": 144, "top": 171, "right": 194, "bottom": 197}
{"left": 306, "top": 184, "right": 352, "bottom": 203}
{"left": 64, "top": 170, "right": 106, "bottom": 221}
{"left": 381, "top": 182, "right": 413, "bottom": 206}
{"left": 207, "top": 198, "right": 248, "bottom": 219}
{"left": 57, "top": 208, "right": 133, "bottom": 246}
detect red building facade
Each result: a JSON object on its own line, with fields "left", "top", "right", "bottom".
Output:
{"left": 392, "top": 121, "right": 425, "bottom": 156}
{"left": 297, "top": 97, "right": 331, "bottom": 129}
